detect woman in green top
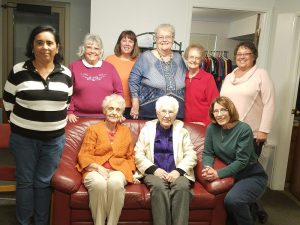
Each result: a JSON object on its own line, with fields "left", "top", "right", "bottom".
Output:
{"left": 202, "top": 96, "right": 267, "bottom": 225}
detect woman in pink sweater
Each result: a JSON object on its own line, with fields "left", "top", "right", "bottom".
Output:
{"left": 67, "top": 34, "right": 123, "bottom": 123}
{"left": 220, "top": 41, "right": 275, "bottom": 156}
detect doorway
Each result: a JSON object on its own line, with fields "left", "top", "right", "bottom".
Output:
{"left": 286, "top": 16, "right": 300, "bottom": 201}
{"left": 1, "top": 0, "right": 70, "bottom": 89}
{"left": 190, "top": 7, "right": 261, "bottom": 63}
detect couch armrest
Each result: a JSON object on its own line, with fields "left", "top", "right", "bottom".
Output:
{"left": 195, "top": 158, "right": 234, "bottom": 195}
{"left": 51, "top": 161, "right": 82, "bottom": 194}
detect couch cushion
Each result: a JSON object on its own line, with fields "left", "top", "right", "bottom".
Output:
{"left": 190, "top": 182, "right": 216, "bottom": 209}
{"left": 71, "top": 183, "right": 149, "bottom": 209}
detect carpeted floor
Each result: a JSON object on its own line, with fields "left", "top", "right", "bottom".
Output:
{"left": 260, "top": 189, "right": 300, "bottom": 225}
{"left": 0, "top": 188, "right": 299, "bottom": 225}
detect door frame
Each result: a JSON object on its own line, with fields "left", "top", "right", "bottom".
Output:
{"left": 1, "top": 0, "right": 70, "bottom": 89}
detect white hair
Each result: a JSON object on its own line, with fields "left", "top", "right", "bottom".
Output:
{"left": 155, "top": 96, "right": 179, "bottom": 113}
{"left": 77, "top": 33, "right": 103, "bottom": 58}
{"left": 102, "top": 94, "right": 125, "bottom": 112}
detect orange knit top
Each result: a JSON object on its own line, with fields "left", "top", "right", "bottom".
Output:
{"left": 76, "top": 121, "right": 135, "bottom": 183}
{"left": 105, "top": 55, "right": 136, "bottom": 107}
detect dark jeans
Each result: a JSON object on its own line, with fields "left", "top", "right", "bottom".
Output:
{"left": 225, "top": 163, "right": 268, "bottom": 225}
{"left": 10, "top": 132, "right": 65, "bottom": 225}
{"left": 253, "top": 139, "right": 265, "bottom": 157}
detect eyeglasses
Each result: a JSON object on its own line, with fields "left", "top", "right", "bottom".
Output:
{"left": 188, "top": 56, "right": 202, "bottom": 61}
{"left": 85, "top": 45, "right": 101, "bottom": 52}
{"left": 213, "top": 108, "right": 228, "bottom": 115}
{"left": 236, "top": 52, "right": 252, "bottom": 57}
{"left": 106, "top": 106, "right": 122, "bottom": 113}
{"left": 156, "top": 35, "right": 173, "bottom": 41}
{"left": 159, "top": 110, "right": 175, "bottom": 117}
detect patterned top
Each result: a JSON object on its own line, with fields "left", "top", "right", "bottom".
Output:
{"left": 129, "top": 51, "right": 186, "bottom": 119}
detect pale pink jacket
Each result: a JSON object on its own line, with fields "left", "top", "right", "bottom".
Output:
{"left": 220, "top": 65, "right": 275, "bottom": 138}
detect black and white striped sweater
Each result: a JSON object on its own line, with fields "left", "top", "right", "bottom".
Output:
{"left": 3, "top": 60, "right": 73, "bottom": 139}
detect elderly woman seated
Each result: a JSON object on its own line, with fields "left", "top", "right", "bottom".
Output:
{"left": 134, "top": 95, "right": 197, "bottom": 225}
{"left": 76, "top": 94, "right": 139, "bottom": 225}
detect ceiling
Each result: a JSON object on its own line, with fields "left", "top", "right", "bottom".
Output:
{"left": 192, "top": 8, "right": 259, "bottom": 22}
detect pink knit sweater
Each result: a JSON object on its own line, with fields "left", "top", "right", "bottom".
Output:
{"left": 220, "top": 65, "right": 275, "bottom": 137}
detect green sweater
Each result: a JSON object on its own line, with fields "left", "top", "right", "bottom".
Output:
{"left": 202, "top": 121, "right": 258, "bottom": 178}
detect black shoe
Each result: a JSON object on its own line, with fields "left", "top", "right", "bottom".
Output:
{"left": 257, "top": 210, "right": 268, "bottom": 224}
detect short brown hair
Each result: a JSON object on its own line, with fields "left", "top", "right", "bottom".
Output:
{"left": 183, "top": 44, "right": 205, "bottom": 60}
{"left": 114, "top": 30, "right": 140, "bottom": 59}
{"left": 208, "top": 96, "right": 239, "bottom": 124}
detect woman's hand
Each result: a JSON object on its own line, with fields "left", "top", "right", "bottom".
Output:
{"left": 130, "top": 98, "right": 139, "bottom": 119}
{"left": 166, "top": 170, "right": 180, "bottom": 183}
{"left": 86, "top": 163, "right": 109, "bottom": 179}
{"left": 154, "top": 168, "right": 168, "bottom": 180}
{"left": 256, "top": 131, "right": 268, "bottom": 143}
{"left": 96, "top": 165, "right": 109, "bottom": 179}
{"left": 68, "top": 114, "right": 78, "bottom": 123}
{"left": 133, "top": 177, "right": 141, "bottom": 184}
{"left": 201, "top": 166, "right": 219, "bottom": 182}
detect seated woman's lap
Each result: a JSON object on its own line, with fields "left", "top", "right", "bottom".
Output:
{"left": 84, "top": 170, "right": 126, "bottom": 192}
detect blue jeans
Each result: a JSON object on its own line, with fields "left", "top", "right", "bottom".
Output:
{"left": 224, "top": 163, "right": 268, "bottom": 225}
{"left": 10, "top": 132, "right": 65, "bottom": 225}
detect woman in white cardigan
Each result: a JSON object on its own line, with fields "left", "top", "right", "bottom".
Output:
{"left": 134, "top": 95, "right": 197, "bottom": 225}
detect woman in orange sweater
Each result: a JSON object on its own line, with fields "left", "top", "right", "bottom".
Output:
{"left": 76, "top": 94, "right": 140, "bottom": 225}
{"left": 106, "top": 30, "right": 140, "bottom": 119}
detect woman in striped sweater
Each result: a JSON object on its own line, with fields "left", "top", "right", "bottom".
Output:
{"left": 3, "top": 25, "right": 73, "bottom": 225}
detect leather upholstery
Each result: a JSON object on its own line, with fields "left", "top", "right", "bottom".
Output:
{"left": 51, "top": 118, "right": 234, "bottom": 225}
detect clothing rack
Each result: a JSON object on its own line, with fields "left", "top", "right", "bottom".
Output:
{"left": 205, "top": 50, "right": 229, "bottom": 58}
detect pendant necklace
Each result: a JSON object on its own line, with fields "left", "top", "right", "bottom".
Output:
{"left": 221, "top": 128, "right": 225, "bottom": 143}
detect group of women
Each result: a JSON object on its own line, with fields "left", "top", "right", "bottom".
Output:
{"left": 2, "top": 22, "right": 274, "bottom": 225}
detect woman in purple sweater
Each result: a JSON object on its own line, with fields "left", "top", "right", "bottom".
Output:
{"left": 67, "top": 34, "right": 123, "bottom": 123}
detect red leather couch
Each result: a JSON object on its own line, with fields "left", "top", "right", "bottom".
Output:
{"left": 51, "top": 118, "right": 234, "bottom": 225}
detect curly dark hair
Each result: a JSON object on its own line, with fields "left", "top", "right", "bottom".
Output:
{"left": 234, "top": 41, "right": 258, "bottom": 65}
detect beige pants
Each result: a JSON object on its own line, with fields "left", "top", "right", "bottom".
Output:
{"left": 83, "top": 170, "right": 127, "bottom": 225}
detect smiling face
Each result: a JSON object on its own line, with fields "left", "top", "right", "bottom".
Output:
{"left": 156, "top": 29, "right": 174, "bottom": 52}
{"left": 120, "top": 36, "right": 134, "bottom": 56}
{"left": 32, "top": 31, "right": 58, "bottom": 64}
{"left": 104, "top": 101, "right": 124, "bottom": 124}
{"left": 235, "top": 46, "right": 255, "bottom": 71}
{"left": 212, "top": 103, "right": 230, "bottom": 127}
{"left": 156, "top": 104, "right": 177, "bottom": 129}
{"left": 187, "top": 48, "right": 202, "bottom": 71}
{"left": 84, "top": 42, "right": 102, "bottom": 65}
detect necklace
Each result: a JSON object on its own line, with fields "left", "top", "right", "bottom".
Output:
{"left": 220, "top": 128, "right": 226, "bottom": 143}
{"left": 157, "top": 49, "right": 173, "bottom": 63}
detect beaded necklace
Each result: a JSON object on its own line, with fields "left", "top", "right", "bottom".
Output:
{"left": 156, "top": 50, "right": 176, "bottom": 92}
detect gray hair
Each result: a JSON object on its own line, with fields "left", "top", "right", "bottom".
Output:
{"left": 155, "top": 96, "right": 179, "bottom": 113}
{"left": 154, "top": 23, "right": 175, "bottom": 38}
{"left": 102, "top": 94, "right": 126, "bottom": 112}
{"left": 77, "top": 33, "right": 103, "bottom": 59}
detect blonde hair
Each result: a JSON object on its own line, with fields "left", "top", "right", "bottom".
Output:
{"left": 77, "top": 33, "right": 103, "bottom": 59}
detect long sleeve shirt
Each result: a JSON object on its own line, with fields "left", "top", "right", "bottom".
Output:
{"left": 3, "top": 60, "right": 72, "bottom": 139}
{"left": 105, "top": 55, "right": 136, "bottom": 108}
{"left": 129, "top": 51, "right": 186, "bottom": 119}
{"left": 202, "top": 121, "right": 258, "bottom": 178}
{"left": 220, "top": 65, "right": 275, "bottom": 137}
{"left": 68, "top": 59, "right": 123, "bottom": 117}
{"left": 76, "top": 121, "right": 135, "bottom": 183}
{"left": 184, "top": 69, "right": 219, "bottom": 125}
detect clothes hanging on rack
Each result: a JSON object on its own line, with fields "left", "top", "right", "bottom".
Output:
{"left": 202, "top": 51, "right": 233, "bottom": 91}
